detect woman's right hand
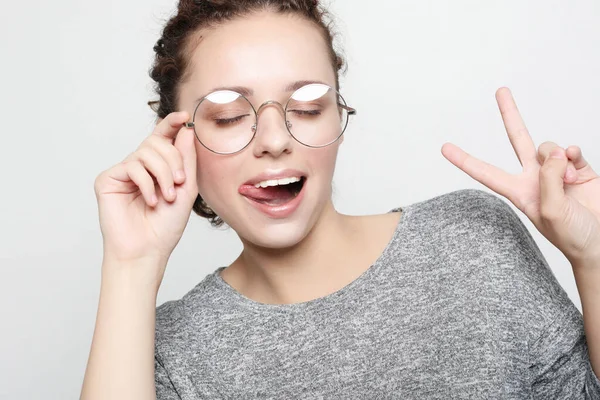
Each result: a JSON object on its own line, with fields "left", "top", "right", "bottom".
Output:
{"left": 94, "top": 111, "right": 198, "bottom": 272}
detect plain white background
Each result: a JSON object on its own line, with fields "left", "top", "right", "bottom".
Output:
{"left": 1, "top": 0, "right": 599, "bottom": 398}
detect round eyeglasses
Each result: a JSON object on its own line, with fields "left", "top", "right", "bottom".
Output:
{"left": 180, "top": 83, "right": 356, "bottom": 155}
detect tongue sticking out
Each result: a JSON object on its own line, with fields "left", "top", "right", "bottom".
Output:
{"left": 239, "top": 181, "right": 302, "bottom": 206}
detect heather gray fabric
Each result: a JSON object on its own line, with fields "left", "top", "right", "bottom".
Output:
{"left": 154, "top": 189, "right": 600, "bottom": 399}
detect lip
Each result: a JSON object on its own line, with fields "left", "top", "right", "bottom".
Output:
{"left": 240, "top": 177, "right": 307, "bottom": 219}
{"left": 242, "top": 168, "right": 307, "bottom": 186}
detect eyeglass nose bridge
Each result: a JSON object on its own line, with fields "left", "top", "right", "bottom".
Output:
{"left": 251, "top": 100, "right": 292, "bottom": 133}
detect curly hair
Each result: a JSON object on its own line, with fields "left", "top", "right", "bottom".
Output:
{"left": 148, "top": 0, "right": 346, "bottom": 227}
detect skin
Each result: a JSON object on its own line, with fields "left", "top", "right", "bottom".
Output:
{"left": 176, "top": 11, "right": 402, "bottom": 305}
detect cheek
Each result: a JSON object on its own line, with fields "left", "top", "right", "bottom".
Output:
{"left": 312, "top": 145, "right": 340, "bottom": 178}
{"left": 194, "top": 144, "right": 235, "bottom": 203}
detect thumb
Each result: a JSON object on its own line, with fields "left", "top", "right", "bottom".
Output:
{"left": 540, "top": 148, "right": 568, "bottom": 208}
{"left": 173, "top": 125, "right": 198, "bottom": 191}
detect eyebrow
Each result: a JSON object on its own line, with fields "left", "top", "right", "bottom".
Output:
{"left": 195, "top": 79, "right": 329, "bottom": 103}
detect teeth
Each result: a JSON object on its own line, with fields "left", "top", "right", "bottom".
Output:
{"left": 254, "top": 176, "right": 302, "bottom": 188}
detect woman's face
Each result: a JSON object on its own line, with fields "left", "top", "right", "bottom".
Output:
{"left": 178, "top": 11, "right": 342, "bottom": 249}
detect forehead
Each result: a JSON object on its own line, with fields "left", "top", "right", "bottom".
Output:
{"left": 182, "top": 11, "right": 336, "bottom": 101}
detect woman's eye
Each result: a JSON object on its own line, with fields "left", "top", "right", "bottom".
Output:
{"left": 290, "top": 109, "right": 321, "bottom": 116}
{"left": 214, "top": 114, "right": 248, "bottom": 126}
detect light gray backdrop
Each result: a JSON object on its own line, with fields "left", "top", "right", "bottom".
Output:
{"left": 2, "top": 0, "right": 599, "bottom": 398}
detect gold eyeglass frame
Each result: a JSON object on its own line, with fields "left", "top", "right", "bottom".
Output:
{"left": 148, "top": 83, "right": 356, "bottom": 155}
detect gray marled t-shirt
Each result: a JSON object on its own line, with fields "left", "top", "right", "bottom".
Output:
{"left": 154, "top": 189, "right": 600, "bottom": 399}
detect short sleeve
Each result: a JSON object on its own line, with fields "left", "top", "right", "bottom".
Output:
{"left": 481, "top": 190, "right": 600, "bottom": 399}
{"left": 530, "top": 303, "right": 600, "bottom": 399}
{"left": 155, "top": 351, "right": 182, "bottom": 400}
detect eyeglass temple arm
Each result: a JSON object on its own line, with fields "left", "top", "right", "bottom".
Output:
{"left": 340, "top": 104, "right": 357, "bottom": 115}
{"left": 147, "top": 101, "right": 194, "bottom": 127}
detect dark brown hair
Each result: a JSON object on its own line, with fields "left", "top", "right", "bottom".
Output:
{"left": 148, "top": 0, "right": 346, "bottom": 227}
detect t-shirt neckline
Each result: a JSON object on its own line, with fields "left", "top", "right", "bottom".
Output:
{"left": 210, "top": 205, "right": 411, "bottom": 314}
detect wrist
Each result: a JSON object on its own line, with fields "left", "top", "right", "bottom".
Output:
{"left": 101, "top": 256, "right": 168, "bottom": 294}
{"left": 569, "top": 252, "right": 600, "bottom": 272}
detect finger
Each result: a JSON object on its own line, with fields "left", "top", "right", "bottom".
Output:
{"left": 564, "top": 165, "right": 578, "bottom": 183}
{"left": 152, "top": 111, "right": 190, "bottom": 141}
{"left": 495, "top": 87, "right": 537, "bottom": 168}
{"left": 441, "top": 142, "right": 515, "bottom": 198}
{"left": 129, "top": 147, "right": 177, "bottom": 202}
{"left": 173, "top": 123, "right": 198, "bottom": 188}
{"left": 566, "top": 145, "right": 589, "bottom": 170}
{"left": 109, "top": 161, "right": 159, "bottom": 207}
{"left": 539, "top": 148, "right": 568, "bottom": 221}
{"left": 146, "top": 135, "right": 186, "bottom": 184}
{"left": 537, "top": 142, "right": 578, "bottom": 182}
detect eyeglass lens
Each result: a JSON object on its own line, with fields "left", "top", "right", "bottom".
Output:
{"left": 192, "top": 83, "right": 349, "bottom": 154}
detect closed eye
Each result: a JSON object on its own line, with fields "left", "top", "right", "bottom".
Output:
{"left": 215, "top": 114, "right": 250, "bottom": 126}
{"left": 289, "top": 110, "right": 321, "bottom": 116}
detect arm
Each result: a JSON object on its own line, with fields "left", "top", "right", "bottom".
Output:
{"left": 440, "top": 87, "right": 600, "bottom": 397}
{"left": 496, "top": 204, "right": 600, "bottom": 398}
{"left": 451, "top": 189, "right": 600, "bottom": 398}
{"left": 80, "top": 258, "right": 164, "bottom": 400}
{"left": 572, "top": 258, "right": 600, "bottom": 381}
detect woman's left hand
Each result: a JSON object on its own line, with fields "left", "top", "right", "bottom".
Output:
{"left": 441, "top": 87, "right": 600, "bottom": 266}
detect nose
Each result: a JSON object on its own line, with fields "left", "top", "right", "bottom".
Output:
{"left": 251, "top": 101, "right": 294, "bottom": 158}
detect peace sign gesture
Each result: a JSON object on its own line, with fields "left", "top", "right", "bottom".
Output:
{"left": 441, "top": 87, "right": 600, "bottom": 266}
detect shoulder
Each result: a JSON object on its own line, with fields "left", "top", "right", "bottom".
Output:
{"left": 416, "top": 189, "right": 575, "bottom": 338}
{"left": 404, "top": 188, "right": 521, "bottom": 237}
{"left": 155, "top": 299, "right": 184, "bottom": 335}
{"left": 415, "top": 188, "right": 553, "bottom": 284}
{"left": 423, "top": 188, "right": 545, "bottom": 265}
{"left": 424, "top": 188, "right": 512, "bottom": 216}
{"left": 154, "top": 271, "right": 222, "bottom": 345}
{"left": 401, "top": 188, "right": 528, "bottom": 267}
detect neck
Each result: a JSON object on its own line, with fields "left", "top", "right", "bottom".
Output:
{"left": 229, "top": 201, "right": 364, "bottom": 305}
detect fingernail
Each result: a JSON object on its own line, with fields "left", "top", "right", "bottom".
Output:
{"left": 175, "top": 170, "right": 186, "bottom": 181}
{"left": 169, "top": 187, "right": 176, "bottom": 198}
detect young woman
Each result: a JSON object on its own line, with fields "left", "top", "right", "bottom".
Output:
{"left": 81, "top": 0, "right": 600, "bottom": 398}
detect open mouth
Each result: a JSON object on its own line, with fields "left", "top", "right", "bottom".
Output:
{"left": 247, "top": 176, "right": 306, "bottom": 206}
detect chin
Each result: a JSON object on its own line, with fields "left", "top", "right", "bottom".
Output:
{"left": 206, "top": 178, "right": 332, "bottom": 251}
{"left": 241, "top": 222, "right": 310, "bottom": 251}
